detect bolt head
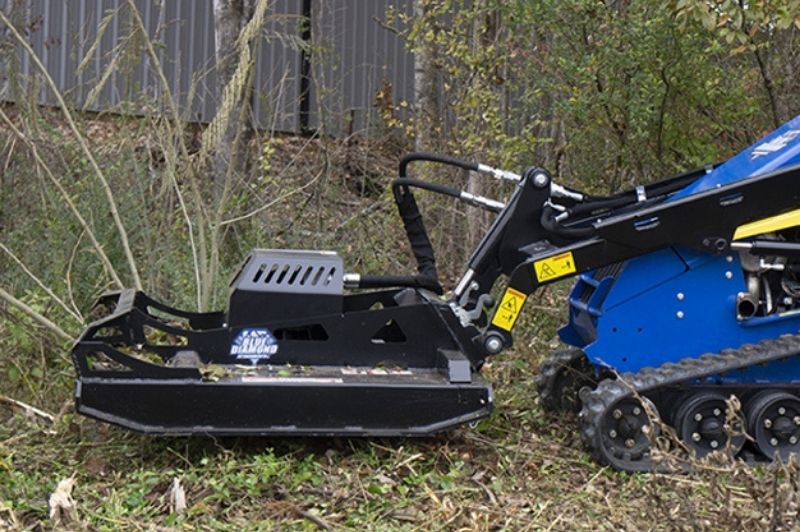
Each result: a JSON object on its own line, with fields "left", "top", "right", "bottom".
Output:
{"left": 794, "top": 416, "right": 800, "bottom": 426}
{"left": 725, "top": 271, "right": 733, "bottom": 279}
{"left": 726, "top": 255, "right": 734, "bottom": 263}
{"left": 713, "top": 408, "right": 721, "bottom": 417}
{"left": 764, "top": 418, "right": 773, "bottom": 429}
{"left": 677, "top": 292, "right": 685, "bottom": 301}
{"left": 710, "top": 440, "right": 719, "bottom": 449}
{"left": 779, "top": 407, "right": 787, "bottom": 416}
{"left": 625, "top": 438, "right": 636, "bottom": 448}
{"left": 612, "top": 409, "right": 622, "bottom": 419}
{"left": 632, "top": 407, "right": 641, "bottom": 416}
{"left": 694, "top": 413, "right": 703, "bottom": 422}
{"left": 484, "top": 336, "right": 504, "bottom": 354}
{"left": 692, "top": 432, "right": 702, "bottom": 442}
{"left": 677, "top": 311, "right": 685, "bottom": 319}
{"left": 532, "top": 172, "right": 549, "bottom": 187}
{"left": 791, "top": 436, "right": 798, "bottom": 445}
{"left": 609, "top": 429, "right": 618, "bottom": 438}
{"left": 770, "top": 437, "right": 779, "bottom": 446}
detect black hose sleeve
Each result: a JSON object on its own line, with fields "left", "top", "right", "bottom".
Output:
{"left": 392, "top": 182, "right": 440, "bottom": 283}
{"left": 391, "top": 152, "right": 484, "bottom": 292}
{"left": 568, "top": 194, "right": 635, "bottom": 216}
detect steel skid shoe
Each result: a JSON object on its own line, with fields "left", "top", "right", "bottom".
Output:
{"left": 71, "top": 250, "right": 492, "bottom": 436}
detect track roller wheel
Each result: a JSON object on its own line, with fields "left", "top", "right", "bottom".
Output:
{"left": 536, "top": 349, "right": 595, "bottom": 413}
{"left": 746, "top": 391, "right": 800, "bottom": 461}
{"left": 673, "top": 391, "right": 744, "bottom": 458}
{"left": 579, "top": 380, "right": 658, "bottom": 471}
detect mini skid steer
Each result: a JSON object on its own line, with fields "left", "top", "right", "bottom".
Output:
{"left": 72, "top": 115, "right": 800, "bottom": 471}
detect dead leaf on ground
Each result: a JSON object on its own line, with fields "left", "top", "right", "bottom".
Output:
{"left": 48, "top": 474, "right": 77, "bottom": 525}
{"left": 169, "top": 477, "right": 186, "bottom": 514}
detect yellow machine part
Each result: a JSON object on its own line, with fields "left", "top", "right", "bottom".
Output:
{"left": 733, "top": 209, "right": 800, "bottom": 240}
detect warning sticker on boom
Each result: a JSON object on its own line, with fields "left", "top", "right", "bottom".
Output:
{"left": 491, "top": 287, "right": 527, "bottom": 331}
{"left": 534, "top": 252, "right": 577, "bottom": 282}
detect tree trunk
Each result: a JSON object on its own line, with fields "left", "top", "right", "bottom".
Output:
{"left": 413, "top": 0, "right": 439, "bottom": 152}
{"left": 4, "top": 0, "right": 31, "bottom": 106}
{"left": 211, "top": 0, "right": 255, "bottom": 197}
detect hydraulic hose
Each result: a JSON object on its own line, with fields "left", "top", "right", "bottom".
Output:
{"left": 399, "top": 152, "right": 480, "bottom": 179}
{"left": 392, "top": 178, "right": 464, "bottom": 202}
{"left": 393, "top": 152, "right": 489, "bottom": 293}
{"left": 540, "top": 204, "right": 596, "bottom": 239}
{"left": 548, "top": 165, "right": 714, "bottom": 235}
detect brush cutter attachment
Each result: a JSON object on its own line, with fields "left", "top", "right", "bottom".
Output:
{"left": 72, "top": 250, "right": 492, "bottom": 436}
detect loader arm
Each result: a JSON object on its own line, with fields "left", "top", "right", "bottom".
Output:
{"left": 480, "top": 163, "right": 800, "bottom": 354}
{"left": 389, "top": 152, "right": 800, "bottom": 361}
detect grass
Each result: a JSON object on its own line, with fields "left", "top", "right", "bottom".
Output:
{"left": 3, "top": 310, "right": 797, "bottom": 530}
{"left": 0, "top": 349, "right": 636, "bottom": 530}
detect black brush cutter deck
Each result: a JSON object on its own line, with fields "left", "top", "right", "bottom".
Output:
{"left": 72, "top": 250, "right": 492, "bottom": 435}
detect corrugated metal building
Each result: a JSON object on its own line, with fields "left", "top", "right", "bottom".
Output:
{"left": 0, "top": 0, "right": 415, "bottom": 134}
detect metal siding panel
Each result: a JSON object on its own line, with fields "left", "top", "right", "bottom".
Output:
{"left": 2, "top": 0, "right": 418, "bottom": 135}
{"left": 164, "top": 0, "right": 179, "bottom": 112}
{"left": 63, "top": 1, "right": 81, "bottom": 105}
{"left": 0, "top": 0, "right": 10, "bottom": 99}
{"left": 108, "top": 0, "right": 120, "bottom": 106}
{"left": 30, "top": 0, "right": 45, "bottom": 104}
{"left": 42, "top": 0, "right": 53, "bottom": 103}
{"left": 95, "top": 0, "right": 115, "bottom": 109}
{"left": 309, "top": 0, "right": 414, "bottom": 134}
{"left": 157, "top": 0, "right": 172, "bottom": 113}
{"left": 0, "top": 0, "right": 7, "bottom": 100}
{"left": 202, "top": 0, "right": 216, "bottom": 122}
{"left": 178, "top": 0, "right": 192, "bottom": 116}
{"left": 81, "top": 0, "right": 103, "bottom": 108}
{"left": 253, "top": 0, "right": 302, "bottom": 133}
{"left": 149, "top": 0, "right": 163, "bottom": 110}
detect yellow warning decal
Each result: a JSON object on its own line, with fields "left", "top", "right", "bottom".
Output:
{"left": 534, "top": 251, "right": 577, "bottom": 282}
{"left": 491, "top": 287, "right": 527, "bottom": 331}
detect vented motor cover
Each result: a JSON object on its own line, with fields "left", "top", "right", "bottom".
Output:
{"left": 227, "top": 250, "right": 344, "bottom": 326}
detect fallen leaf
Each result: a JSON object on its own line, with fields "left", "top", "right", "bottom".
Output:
{"left": 49, "top": 474, "right": 77, "bottom": 525}
{"left": 375, "top": 474, "right": 396, "bottom": 486}
{"left": 169, "top": 478, "right": 186, "bottom": 514}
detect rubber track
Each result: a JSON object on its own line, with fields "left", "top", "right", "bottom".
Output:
{"left": 579, "top": 333, "right": 800, "bottom": 472}
{"left": 536, "top": 348, "right": 585, "bottom": 413}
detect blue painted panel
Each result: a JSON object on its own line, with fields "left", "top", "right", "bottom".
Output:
{"left": 602, "top": 248, "right": 688, "bottom": 310}
{"left": 672, "top": 114, "right": 800, "bottom": 199}
{"left": 583, "top": 251, "right": 800, "bottom": 380}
